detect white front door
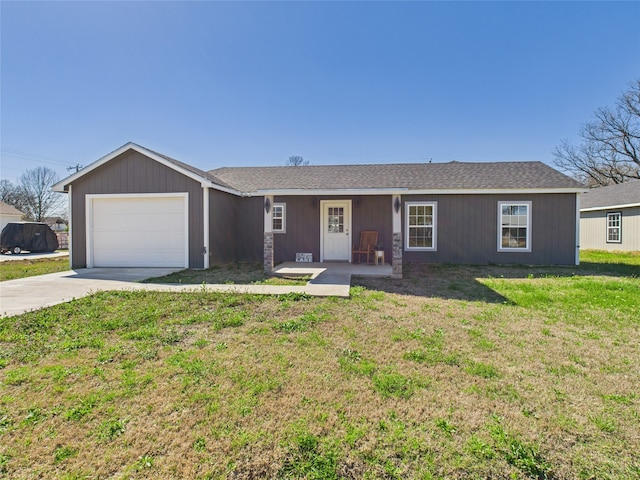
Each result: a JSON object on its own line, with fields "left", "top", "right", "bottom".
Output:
{"left": 320, "top": 200, "right": 352, "bottom": 262}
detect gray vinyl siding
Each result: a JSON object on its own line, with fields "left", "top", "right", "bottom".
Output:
{"left": 209, "top": 193, "right": 262, "bottom": 264}
{"left": 209, "top": 189, "right": 239, "bottom": 264}
{"left": 580, "top": 207, "right": 640, "bottom": 251}
{"left": 273, "top": 195, "right": 391, "bottom": 264}
{"left": 236, "top": 196, "right": 263, "bottom": 262}
{"left": 402, "top": 193, "right": 577, "bottom": 265}
{"left": 69, "top": 150, "right": 204, "bottom": 268}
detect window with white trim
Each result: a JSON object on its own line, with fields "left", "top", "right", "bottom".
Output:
{"left": 498, "top": 202, "right": 531, "bottom": 251}
{"left": 405, "top": 202, "right": 437, "bottom": 250}
{"left": 606, "top": 212, "right": 621, "bottom": 243}
{"left": 272, "top": 203, "right": 286, "bottom": 233}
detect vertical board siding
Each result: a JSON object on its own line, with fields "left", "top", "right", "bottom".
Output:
{"left": 208, "top": 189, "right": 239, "bottom": 264}
{"left": 70, "top": 150, "right": 204, "bottom": 268}
{"left": 402, "top": 193, "right": 577, "bottom": 265}
{"left": 236, "top": 197, "right": 263, "bottom": 262}
{"left": 580, "top": 207, "right": 640, "bottom": 251}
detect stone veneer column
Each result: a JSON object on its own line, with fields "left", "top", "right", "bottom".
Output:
{"left": 264, "top": 232, "right": 274, "bottom": 274}
{"left": 392, "top": 232, "right": 403, "bottom": 277}
{"left": 263, "top": 194, "right": 274, "bottom": 274}
{"left": 391, "top": 194, "right": 403, "bottom": 278}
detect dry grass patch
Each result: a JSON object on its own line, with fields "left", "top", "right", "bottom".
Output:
{"left": 143, "top": 262, "right": 310, "bottom": 286}
{"left": 0, "top": 254, "right": 639, "bottom": 478}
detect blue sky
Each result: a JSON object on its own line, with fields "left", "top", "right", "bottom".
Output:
{"left": 1, "top": 1, "right": 639, "bottom": 184}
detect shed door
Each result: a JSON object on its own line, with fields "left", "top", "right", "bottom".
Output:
{"left": 88, "top": 195, "right": 188, "bottom": 268}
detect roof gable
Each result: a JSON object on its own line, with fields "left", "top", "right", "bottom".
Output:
{"left": 580, "top": 179, "right": 640, "bottom": 210}
{"left": 52, "top": 143, "right": 240, "bottom": 194}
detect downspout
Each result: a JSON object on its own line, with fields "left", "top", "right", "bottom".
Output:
{"left": 67, "top": 184, "right": 73, "bottom": 269}
{"left": 203, "top": 186, "right": 210, "bottom": 269}
{"left": 575, "top": 193, "right": 580, "bottom": 265}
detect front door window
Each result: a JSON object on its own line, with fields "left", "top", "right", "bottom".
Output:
{"left": 327, "top": 207, "right": 344, "bottom": 233}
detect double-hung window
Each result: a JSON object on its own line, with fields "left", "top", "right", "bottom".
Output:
{"left": 606, "top": 212, "right": 621, "bottom": 243}
{"left": 272, "top": 203, "right": 286, "bottom": 233}
{"left": 498, "top": 202, "right": 531, "bottom": 252}
{"left": 405, "top": 202, "right": 437, "bottom": 250}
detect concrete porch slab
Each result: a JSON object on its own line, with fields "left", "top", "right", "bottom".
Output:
{"left": 273, "top": 262, "right": 393, "bottom": 278}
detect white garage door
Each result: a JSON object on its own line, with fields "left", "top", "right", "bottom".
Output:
{"left": 88, "top": 194, "right": 188, "bottom": 268}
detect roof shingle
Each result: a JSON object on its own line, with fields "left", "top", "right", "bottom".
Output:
{"left": 209, "top": 161, "right": 585, "bottom": 194}
{"left": 580, "top": 179, "right": 640, "bottom": 210}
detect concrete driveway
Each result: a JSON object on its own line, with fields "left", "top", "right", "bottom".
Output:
{"left": 0, "top": 266, "right": 353, "bottom": 318}
{"left": 0, "top": 268, "right": 182, "bottom": 317}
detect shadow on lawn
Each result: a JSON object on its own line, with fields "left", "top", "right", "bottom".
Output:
{"left": 353, "top": 261, "right": 639, "bottom": 303}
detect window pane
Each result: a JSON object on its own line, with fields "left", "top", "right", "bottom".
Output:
{"left": 499, "top": 203, "right": 529, "bottom": 249}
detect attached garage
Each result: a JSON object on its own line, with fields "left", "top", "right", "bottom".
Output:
{"left": 86, "top": 194, "right": 189, "bottom": 268}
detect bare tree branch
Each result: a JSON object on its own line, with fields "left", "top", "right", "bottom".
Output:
{"left": 18, "top": 167, "right": 66, "bottom": 222}
{"left": 554, "top": 79, "right": 640, "bottom": 186}
{"left": 286, "top": 155, "right": 309, "bottom": 166}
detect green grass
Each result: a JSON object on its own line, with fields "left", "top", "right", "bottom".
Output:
{"left": 0, "top": 255, "right": 69, "bottom": 281}
{"left": 0, "top": 251, "right": 638, "bottom": 478}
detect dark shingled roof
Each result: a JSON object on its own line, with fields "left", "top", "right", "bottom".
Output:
{"left": 580, "top": 179, "right": 640, "bottom": 210}
{"left": 209, "top": 161, "right": 585, "bottom": 193}
{"left": 142, "top": 146, "right": 238, "bottom": 191}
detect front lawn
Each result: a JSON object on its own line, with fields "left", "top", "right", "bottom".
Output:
{"left": 0, "top": 252, "right": 638, "bottom": 478}
{"left": 0, "top": 255, "right": 69, "bottom": 282}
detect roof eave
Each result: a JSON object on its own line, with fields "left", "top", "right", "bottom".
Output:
{"left": 251, "top": 187, "right": 586, "bottom": 196}
{"left": 254, "top": 187, "right": 408, "bottom": 196}
{"left": 580, "top": 202, "right": 640, "bottom": 212}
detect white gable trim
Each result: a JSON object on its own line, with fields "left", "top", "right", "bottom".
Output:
{"left": 580, "top": 202, "right": 640, "bottom": 212}
{"left": 53, "top": 142, "right": 243, "bottom": 196}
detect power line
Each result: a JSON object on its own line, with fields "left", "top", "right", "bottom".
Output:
{"left": 0, "top": 148, "right": 70, "bottom": 168}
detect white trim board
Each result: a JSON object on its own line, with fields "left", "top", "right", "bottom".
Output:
{"left": 580, "top": 203, "right": 640, "bottom": 212}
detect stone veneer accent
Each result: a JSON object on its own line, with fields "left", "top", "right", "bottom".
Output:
{"left": 392, "top": 232, "right": 403, "bottom": 277}
{"left": 264, "top": 232, "right": 274, "bottom": 274}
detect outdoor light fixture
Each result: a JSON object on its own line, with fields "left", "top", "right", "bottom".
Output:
{"left": 264, "top": 197, "right": 271, "bottom": 213}
{"left": 394, "top": 196, "right": 401, "bottom": 213}
{"left": 312, "top": 197, "right": 317, "bottom": 208}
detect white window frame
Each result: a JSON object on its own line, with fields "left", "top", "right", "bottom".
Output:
{"left": 272, "top": 203, "right": 286, "bottom": 233}
{"left": 498, "top": 201, "right": 531, "bottom": 252}
{"left": 606, "top": 212, "right": 621, "bottom": 243}
{"left": 405, "top": 201, "right": 437, "bottom": 251}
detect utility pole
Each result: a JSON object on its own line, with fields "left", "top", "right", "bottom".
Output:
{"left": 67, "top": 164, "right": 83, "bottom": 173}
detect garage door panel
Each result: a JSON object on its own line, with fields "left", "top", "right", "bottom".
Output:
{"left": 90, "top": 195, "right": 188, "bottom": 268}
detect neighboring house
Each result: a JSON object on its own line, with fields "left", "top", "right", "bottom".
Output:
{"left": 53, "top": 143, "right": 586, "bottom": 275}
{"left": 44, "top": 217, "right": 68, "bottom": 232}
{"left": 580, "top": 179, "right": 640, "bottom": 252}
{"left": 0, "top": 201, "right": 24, "bottom": 231}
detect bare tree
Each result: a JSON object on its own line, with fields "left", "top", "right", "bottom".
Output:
{"left": 0, "top": 179, "right": 29, "bottom": 214}
{"left": 554, "top": 79, "right": 640, "bottom": 186}
{"left": 286, "top": 155, "right": 309, "bottom": 166}
{"left": 18, "top": 167, "right": 66, "bottom": 221}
